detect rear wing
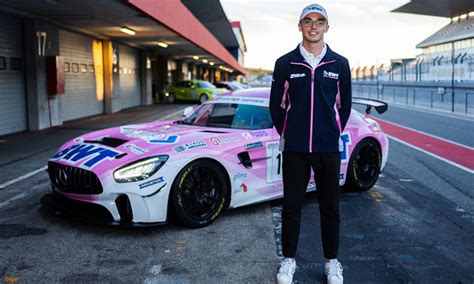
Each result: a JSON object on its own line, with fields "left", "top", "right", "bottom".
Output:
{"left": 352, "top": 97, "right": 388, "bottom": 114}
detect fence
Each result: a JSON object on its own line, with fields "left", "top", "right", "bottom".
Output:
{"left": 352, "top": 81, "right": 474, "bottom": 116}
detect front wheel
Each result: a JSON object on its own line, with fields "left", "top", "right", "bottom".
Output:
{"left": 345, "top": 138, "right": 382, "bottom": 191}
{"left": 170, "top": 160, "right": 228, "bottom": 228}
{"left": 168, "top": 93, "right": 176, "bottom": 103}
{"left": 199, "top": 94, "right": 208, "bottom": 104}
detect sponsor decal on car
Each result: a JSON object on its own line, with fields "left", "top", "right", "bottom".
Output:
{"left": 173, "top": 141, "right": 208, "bottom": 153}
{"left": 120, "top": 127, "right": 179, "bottom": 144}
{"left": 209, "top": 137, "right": 241, "bottom": 146}
{"left": 233, "top": 172, "right": 248, "bottom": 182}
{"left": 250, "top": 130, "right": 269, "bottom": 138}
{"left": 340, "top": 173, "right": 345, "bottom": 180}
{"left": 124, "top": 143, "right": 149, "bottom": 155}
{"left": 51, "top": 143, "right": 122, "bottom": 169}
{"left": 139, "top": 176, "right": 164, "bottom": 189}
{"left": 241, "top": 132, "right": 252, "bottom": 140}
{"left": 245, "top": 142, "right": 263, "bottom": 150}
{"left": 340, "top": 132, "right": 352, "bottom": 162}
{"left": 74, "top": 137, "right": 84, "bottom": 144}
{"left": 214, "top": 96, "right": 268, "bottom": 106}
{"left": 240, "top": 183, "right": 248, "bottom": 193}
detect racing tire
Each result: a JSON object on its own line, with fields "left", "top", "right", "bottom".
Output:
{"left": 168, "top": 93, "right": 176, "bottom": 103}
{"left": 345, "top": 138, "right": 382, "bottom": 191}
{"left": 199, "top": 94, "right": 208, "bottom": 104}
{"left": 170, "top": 160, "right": 228, "bottom": 228}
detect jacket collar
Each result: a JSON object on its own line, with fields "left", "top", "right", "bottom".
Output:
{"left": 290, "top": 43, "right": 337, "bottom": 66}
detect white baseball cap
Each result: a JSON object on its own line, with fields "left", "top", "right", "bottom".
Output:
{"left": 299, "top": 3, "right": 328, "bottom": 21}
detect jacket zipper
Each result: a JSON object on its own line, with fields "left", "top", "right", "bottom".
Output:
{"left": 288, "top": 60, "right": 336, "bottom": 152}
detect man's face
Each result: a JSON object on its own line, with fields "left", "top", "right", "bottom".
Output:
{"left": 298, "top": 12, "right": 329, "bottom": 44}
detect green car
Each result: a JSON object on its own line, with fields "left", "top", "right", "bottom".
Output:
{"left": 164, "top": 80, "right": 228, "bottom": 104}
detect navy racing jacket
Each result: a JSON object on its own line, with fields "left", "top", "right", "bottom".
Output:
{"left": 269, "top": 45, "right": 352, "bottom": 153}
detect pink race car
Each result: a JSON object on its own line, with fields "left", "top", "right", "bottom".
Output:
{"left": 42, "top": 88, "right": 389, "bottom": 228}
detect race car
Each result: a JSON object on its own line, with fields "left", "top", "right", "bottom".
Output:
{"left": 42, "top": 88, "right": 389, "bottom": 228}
{"left": 163, "top": 80, "right": 228, "bottom": 104}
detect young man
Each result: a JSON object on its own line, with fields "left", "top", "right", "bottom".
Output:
{"left": 269, "top": 3, "right": 351, "bottom": 284}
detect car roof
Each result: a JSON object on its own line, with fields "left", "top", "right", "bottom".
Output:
{"left": 219, "top": 87, "right": 270, "bottom": 99}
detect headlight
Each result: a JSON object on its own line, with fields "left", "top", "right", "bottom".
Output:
{"left": 113, "top": 155, "right": 168, "bottom": 183}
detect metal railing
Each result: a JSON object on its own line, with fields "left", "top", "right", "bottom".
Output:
{"left": 352, "top": 82, "right": 474, "bottom": 116}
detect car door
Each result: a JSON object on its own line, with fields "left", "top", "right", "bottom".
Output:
{"left": 176, "top": 81, "right": 190, "bottom": 100}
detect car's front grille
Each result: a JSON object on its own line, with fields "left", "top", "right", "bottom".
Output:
{"left": 48, "top": 162, "right": 103, "bottom": 194}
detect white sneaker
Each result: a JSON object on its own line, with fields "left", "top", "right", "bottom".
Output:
{"left": 277, "top": 258, "right": 296, "bottom": 284}
{"left": 325, "top": 259, "right": 343, "bottom": 284}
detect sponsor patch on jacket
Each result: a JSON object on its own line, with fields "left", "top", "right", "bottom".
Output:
{"left": 290, "top": 73, "right": 306, "bottom": 79}
{"left": 323, "top": 70, "right": 339, "bottom": 80}
{"left": 245, "top": 142, "right": 263, "bottom": 150}
{"left": 139, "top": 177, "right": 164, "bottom": 189}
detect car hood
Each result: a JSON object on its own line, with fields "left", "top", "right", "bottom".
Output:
{"left": 49, "top": 120, "right": 245, "bottom": 174}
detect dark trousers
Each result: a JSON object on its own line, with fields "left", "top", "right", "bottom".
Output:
{"left": 281, "top": 152, "right": 341, "bottom": 259}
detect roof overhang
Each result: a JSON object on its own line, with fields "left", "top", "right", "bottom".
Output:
{"left": 0, "top": 0, "right": 245, "bottom": 75}
{"left": 392, "top": 0, "right": 473, "bottom": 18}
{"left": 181, "top": 0, "right": 239, "bottom": 48}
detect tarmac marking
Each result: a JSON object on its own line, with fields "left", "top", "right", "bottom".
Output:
{"left": 375, "top": 117, "right": 473, "bottom": 150}
{"left": 0, "top": 191, "right": 30, "bottom": 209}
{"left": 0, "top": 107, "right": 186, "bottom": 191}
{"left": 0, "top": 166, "right": 47, "bottom": 190}
{"left": 374, "top": 118, "right": 474, "bottom": 173}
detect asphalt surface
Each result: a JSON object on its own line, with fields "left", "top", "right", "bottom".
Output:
{"left": 0, "top": 102, "right": 278, "bottom": 283}
{"left": 0, "top": 100, "right": 472, "bottom": 283}
{"left": 286, "top": 105, "right": 473, "bottom": 283}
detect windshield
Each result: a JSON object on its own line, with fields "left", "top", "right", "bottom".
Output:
{"left": 179, "top": 103, "right": 273, "bottom": 129}
{"left": 197, "top": 81, "right": 216, "bottom": 89}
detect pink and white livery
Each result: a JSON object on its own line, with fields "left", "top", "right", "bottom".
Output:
{"left": 42, "top": 88, "right": 389, "bottom": 228}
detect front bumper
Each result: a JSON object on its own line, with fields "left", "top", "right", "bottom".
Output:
{"left": 41, "top": 191, "right": 167, "bottom": 227}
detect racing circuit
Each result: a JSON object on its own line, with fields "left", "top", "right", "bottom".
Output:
{"left": 0, "top": 98, "right": 472, "bottom": 283}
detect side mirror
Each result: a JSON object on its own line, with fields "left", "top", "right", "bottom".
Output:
{"left": 183, "top": 106, "right": 194, "bottom": 117}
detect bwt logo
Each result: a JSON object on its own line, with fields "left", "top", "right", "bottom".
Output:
{"left": 51, "top": 144, "right": 121, "bottom": 169}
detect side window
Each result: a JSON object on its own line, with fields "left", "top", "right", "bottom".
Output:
{"left": 193, "top": 104, "right": 214, "bottom": 126}
{"left": 175, "top": 81, "right": 186, "bottom": 88}
{"left": 232, "top": 105, "right": 273, "bottom": 129}
{"left": 207, "top": 103, "right": 237, "bottom": 127}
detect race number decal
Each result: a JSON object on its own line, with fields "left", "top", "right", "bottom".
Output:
{"left": 340, "top": 132, "right": 352, "bottom": 162}
{"left": 266, "top": 142, "right": 282, "bottom": 183}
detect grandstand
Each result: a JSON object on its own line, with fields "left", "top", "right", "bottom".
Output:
{"left": 353, "top": 0, "right": 474, "bottom": 82}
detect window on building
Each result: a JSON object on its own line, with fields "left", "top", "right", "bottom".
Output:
{"left": 10, "top": 57, "right": 22, "bottom": 70}
{"left": 0, "top": 57, "right": 5, "bottom": 70}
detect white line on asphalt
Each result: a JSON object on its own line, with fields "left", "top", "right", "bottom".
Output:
{"left": 0, "top": 191, "right": 30, "bottom": 209}
{"left": 387, "top": 135, "right": 474, "bottom": 174}
{"left": 0, "top": 166, "right": 48, "bottom": 190}
{"left": 0, "top": 107, "right": 187, "bottom": 192}
{"left": 159, "top": 108, "right": 187, "bottom": 121}
{"left": 377, "top": 117, "right": 474, "bottom": 150}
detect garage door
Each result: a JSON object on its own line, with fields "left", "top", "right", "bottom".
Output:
{"left": 119, "top": 45, "right": 141, "bottom": 109}
{"left": 59, "top": 30, "right": 104, "bottom": 121}
{"left": 0, "top": 13, "right": 27, "bottom": 136}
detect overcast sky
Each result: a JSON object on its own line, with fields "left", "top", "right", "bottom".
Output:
{"left": 220, "top": 0, "right": 449, "bottom": 70}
